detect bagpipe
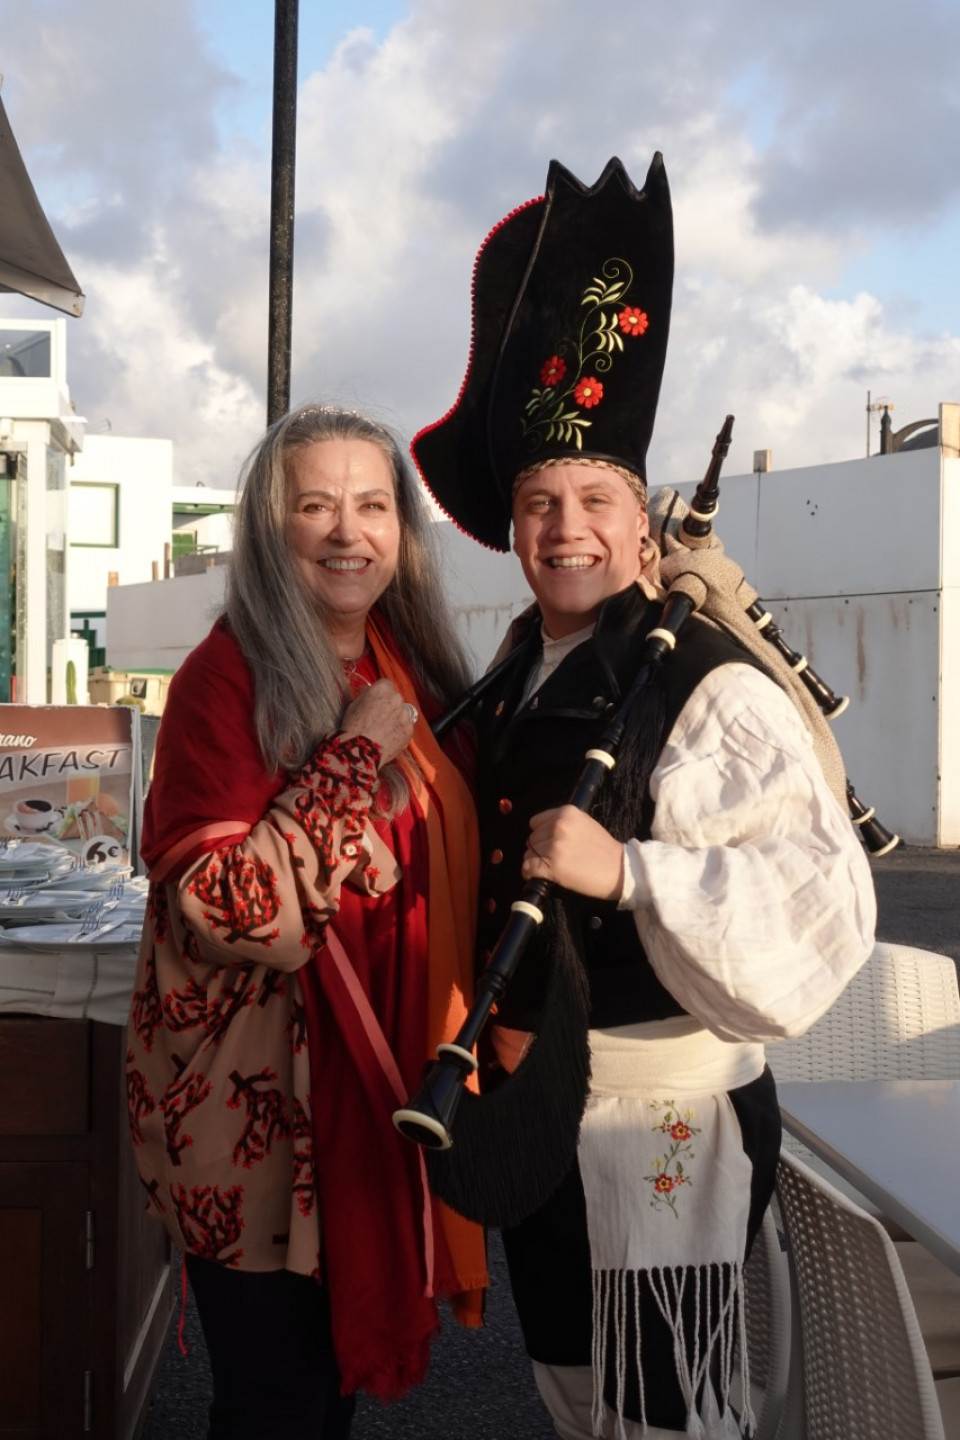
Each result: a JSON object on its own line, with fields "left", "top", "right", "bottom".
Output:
{"left": 392, "top": 416, "right": 897, "bottom": 1225}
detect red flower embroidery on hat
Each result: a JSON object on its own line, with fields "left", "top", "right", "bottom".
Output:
{"left": 521, "top": 259, "right": 647, "bottom": 452}
{"left": 574, "top": 377, "right": 603, "bottom": 409}
{"left": 540, "top": 355, "right": 567, "bottom": 387}
{"left": 618, "top": 306, "right": 649, "bottom": 336}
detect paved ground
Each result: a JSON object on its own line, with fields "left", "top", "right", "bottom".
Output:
{"left": 142, "top": 844, "right": 960, "bottom": 1440}
{"left": 870, "top": 845, "right": 960, "bottom": 965}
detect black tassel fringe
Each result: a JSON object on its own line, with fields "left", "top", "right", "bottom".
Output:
{"left": 594, "top": 668, "right": 667, "bottom": 842}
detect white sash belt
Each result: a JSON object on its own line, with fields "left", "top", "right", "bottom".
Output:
{"left": 587, "top": 1018, "right": 765, "bottom": 1098}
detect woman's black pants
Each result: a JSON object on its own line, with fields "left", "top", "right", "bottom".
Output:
{"left": 185, "top": 1255, "right": 356, "bottom": 1439}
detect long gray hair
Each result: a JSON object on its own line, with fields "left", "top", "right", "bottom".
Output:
{"left": 226, "top": 404, "right": 472, "bottom": 777}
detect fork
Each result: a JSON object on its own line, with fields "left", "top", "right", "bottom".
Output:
{"left": 78, "top": 902, "right": 106, "bottom": 935}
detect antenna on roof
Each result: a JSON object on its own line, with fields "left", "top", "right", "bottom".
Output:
{"left": 865, "top": 391, "right": 893, "bottom": 457}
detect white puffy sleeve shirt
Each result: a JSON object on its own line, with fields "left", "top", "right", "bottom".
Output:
{"left": 619, "top": 662, "right": 877, "bottom": 1044}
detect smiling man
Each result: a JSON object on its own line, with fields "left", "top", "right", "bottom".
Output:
{"left": 511, "top": 461, "right": 650, "bottom": 638}
{"left": 413, "top": 156, "right": 875, "bottom": 1439}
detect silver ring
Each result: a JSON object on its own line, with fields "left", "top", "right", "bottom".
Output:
{"left": 406, "top": 704, "right": 418, "bottom": 725}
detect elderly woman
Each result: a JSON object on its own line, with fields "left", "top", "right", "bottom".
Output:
{"left": 126, "top": 405, "right": 486, "bottom": 1440}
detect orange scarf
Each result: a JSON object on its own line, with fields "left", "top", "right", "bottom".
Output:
{"left": 367, "top": 615, "right": 486, "bottom": 1327}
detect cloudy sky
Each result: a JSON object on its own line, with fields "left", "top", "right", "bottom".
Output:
{"left": 3, "top": 0, "right": 959, "bottom": 493}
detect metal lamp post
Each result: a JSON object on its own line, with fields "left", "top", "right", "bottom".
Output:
{"left": 267, "top": 0, "right": 299, "bottom": 426}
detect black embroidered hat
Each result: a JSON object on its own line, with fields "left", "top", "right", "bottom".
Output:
{"left": 411, "top": 154, "right": 674, "bottom": 552}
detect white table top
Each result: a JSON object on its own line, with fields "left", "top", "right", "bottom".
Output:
{"left": 0, "top": 941, "right": 139, "bottom": 1026}
{"left": 778, "top": 1079, "right": 960, "bottom": 1278}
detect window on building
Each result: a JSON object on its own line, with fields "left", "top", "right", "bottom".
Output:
{"left": 70, "top": 482, "right": 120, "bottom": 547}
{"left": 0, "top": 328, "right": 52, "bottom": 377}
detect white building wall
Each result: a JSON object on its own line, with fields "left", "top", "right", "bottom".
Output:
{"left": 676, "top": 447, "right": 952, "bottom": 846}
{"left": 105, "top": 448, "right": 957, "bottom": 846}
{"left": 69, "top": 435, "right": 174, "bottom": 613}
{"left": 773, "top": 591, "right": 940, "bottom": 844}
{"left": 940, "top": 457, "right": 960, "bottom": 846}
{"left": 170, "top": 484, "right": 236, "bottom": 552}
{"left": 0, "top": 318, "right": 74, "bottom": 427}
{"left": 106, "top": 567, "right": 227, "bottom": 672}
{"left": 675, "top": 450, "right": 941, "bottom": 598}
{"left": 1, "top": 319, "right": 83, "bottom": 702}
{"left": 171, "top": 510, "right": 234, "bottom": 550}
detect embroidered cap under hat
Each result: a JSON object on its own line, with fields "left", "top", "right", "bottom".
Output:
{"left": 412, "top": 153, "right": 674, "bottom": 552}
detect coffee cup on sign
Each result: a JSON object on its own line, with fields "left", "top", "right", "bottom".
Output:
{"left": 13, "top": 798, "right": 57, "bottom": 833}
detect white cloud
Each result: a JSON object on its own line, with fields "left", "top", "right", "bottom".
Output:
{"left": 656, "top": 283, "right": 960, "bottom": 482}
{"left": 1, "top": 0, "right": 958, "bottom": 493}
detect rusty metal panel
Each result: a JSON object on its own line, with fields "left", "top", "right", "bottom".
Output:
{"left": 771, "top": 593, "right": 940, "bottom": 845}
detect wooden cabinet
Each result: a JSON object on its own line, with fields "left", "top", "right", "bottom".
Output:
{"left": 0, "top": 1017, "right": 173, "bottom": 1439}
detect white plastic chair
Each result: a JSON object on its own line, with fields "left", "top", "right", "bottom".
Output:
{"left": 767, "top": 942, "right": 960, "bottom": 1092}
{"left": 774, "top": 1151, "right": 951, "bottom": 1440}
{"left": 732, "top": 1206, "right": 792, "bottom": 1440}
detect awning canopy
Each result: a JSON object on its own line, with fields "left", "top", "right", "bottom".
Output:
{"left": 0, "top": 91, "right": 84, "bottom": 317}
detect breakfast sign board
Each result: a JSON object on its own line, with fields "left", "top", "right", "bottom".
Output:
{"left": 0, "top": 704, "right": 142, "bottom": 866}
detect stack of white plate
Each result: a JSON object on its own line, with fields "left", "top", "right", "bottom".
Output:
{"left": 0, "top": 918, "right": 146, "bottom": 949}
{"left": 0, "top": 889, "right": 102, "bottom": 923}
{"left": 0, "top": 845, "right": 147, "bottom": 949}
{"left": 0, "top": 842, "right": 75, "bottom": 888}
{"left": 44, "top": 862, "right": 134, "bottom": 893}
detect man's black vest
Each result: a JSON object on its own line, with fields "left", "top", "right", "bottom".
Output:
{"left": 475, "top": 584, "right": 763, "bottom": 1030}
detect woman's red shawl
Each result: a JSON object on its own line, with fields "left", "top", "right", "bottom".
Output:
{"left": 141, "top": 615, "right": 486, "bottom": 1399}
